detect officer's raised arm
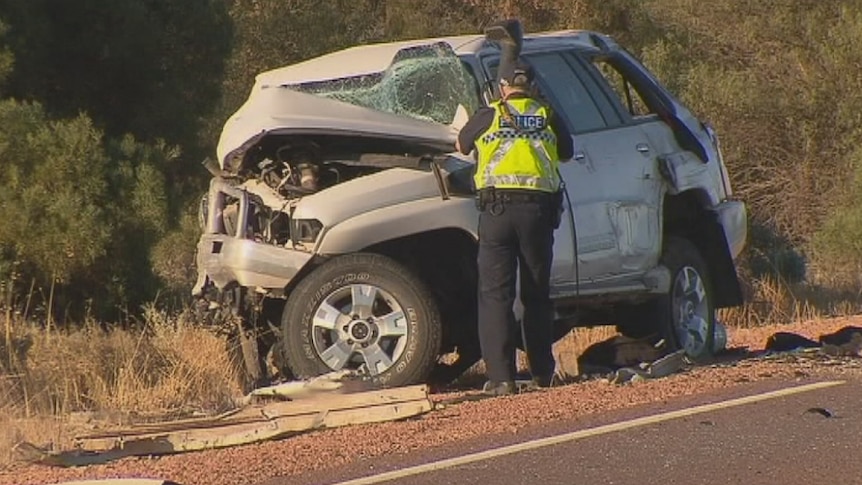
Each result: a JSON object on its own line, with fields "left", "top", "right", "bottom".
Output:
{"left": 457, "top": 107, "right": 495, "bottom": 157}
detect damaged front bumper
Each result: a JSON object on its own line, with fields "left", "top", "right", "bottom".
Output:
{"left": 192, "top": 178, "right": 313, "bottom": 297}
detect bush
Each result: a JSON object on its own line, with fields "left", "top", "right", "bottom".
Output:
{"left": 811, "top": 147, "right": 862, "bottom": 284}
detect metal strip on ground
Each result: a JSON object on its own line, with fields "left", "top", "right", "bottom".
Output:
{"left": 329, "top": 380, "right": 845, "bottom": 485}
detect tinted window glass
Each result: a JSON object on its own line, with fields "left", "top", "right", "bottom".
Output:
{"left": 524, "top": 52, "right": 608, "bottom": 133}
{"left": 561, "top": 52, "right": 624, "bottom": 126}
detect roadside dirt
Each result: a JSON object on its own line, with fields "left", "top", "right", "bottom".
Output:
{"left": 2, "top": 316, "right": 860, "bottom": 485}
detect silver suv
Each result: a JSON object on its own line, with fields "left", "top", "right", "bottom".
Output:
{"left": 193, "top": 25, "right": 747, "bottom": 388}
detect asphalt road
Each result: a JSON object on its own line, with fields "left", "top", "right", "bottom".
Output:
{"left": 272, "top": 378, "right": 862, "bottom": 485}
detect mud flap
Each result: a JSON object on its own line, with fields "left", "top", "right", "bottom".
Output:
{"left": 690, "top": 214, "right": 744, "bottom": 308}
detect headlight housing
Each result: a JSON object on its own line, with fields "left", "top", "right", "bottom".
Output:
{"left": 291, "top": 218, "right": 323, "bottom": 244}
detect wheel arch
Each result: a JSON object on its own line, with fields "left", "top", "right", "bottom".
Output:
{"left": 363, "top": 228, "right": 480, "bottom": 355}
{"left": 663, "top": 189, "right": 744, "bottom": 309}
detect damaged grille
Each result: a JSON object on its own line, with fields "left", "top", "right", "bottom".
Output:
{"left": 201, "top": 179, "right": 317, "bottom": 249}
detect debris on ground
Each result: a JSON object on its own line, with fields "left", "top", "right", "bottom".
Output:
{"left": 13, "top": 372, "right": 432, "bottom": 468}
{"left": 805, "top": 407, "right": 835, "bottom": 418}
{"left": 576, "top": 334, "right": 669, "bottom": 377}
{"left": 609, "top": 349, "right": 687, "bottom": 384}
{"left": 765, "top": 326, "right": 862, "bottom": 356}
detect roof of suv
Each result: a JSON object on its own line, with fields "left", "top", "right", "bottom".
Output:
{"left": 255, "top": 29, "right": 616, "bottom": 87}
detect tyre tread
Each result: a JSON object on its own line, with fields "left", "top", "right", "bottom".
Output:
{"left": 282, "top": 252, "right": 442, "bottom": 386}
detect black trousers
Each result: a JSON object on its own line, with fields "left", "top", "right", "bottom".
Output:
{"left": 477, "top": 193, "right": 556, "bottom": 383}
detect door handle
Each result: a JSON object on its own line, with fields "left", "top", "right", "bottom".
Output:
{"left": 574, "top": 151, "right": 586, "bottom": 161}
{"left": 636, "top": 143, "right": 650, "bottom": 153}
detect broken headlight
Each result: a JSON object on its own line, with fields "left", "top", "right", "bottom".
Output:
{"left": 291, "top": 218, "right": 323, "bottom": 244}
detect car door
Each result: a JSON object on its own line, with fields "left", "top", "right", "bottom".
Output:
{"left": 521, "top": 50, "right": 664, "bottom": 289}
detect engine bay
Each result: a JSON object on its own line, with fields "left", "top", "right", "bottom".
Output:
{"left": 202, "top": 134, "right": 474, "bottom": 250}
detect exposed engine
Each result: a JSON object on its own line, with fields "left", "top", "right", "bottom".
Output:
{"left": 247, "top": 141, "right": 386, "bottom": 199}
{"left": 203, "top": 138, "right": 417, "bottom": 249}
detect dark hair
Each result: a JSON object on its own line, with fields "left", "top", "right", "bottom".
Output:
{"left": 499, "top": 59, "right": 534, "bottom": 88}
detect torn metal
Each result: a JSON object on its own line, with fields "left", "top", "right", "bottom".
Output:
{"left": 609, "top": 349, "right": 687, "bottom": 385}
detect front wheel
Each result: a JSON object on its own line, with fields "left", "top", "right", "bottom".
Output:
{"left": 281, "top": 253, "right": 442, "bottom": 387}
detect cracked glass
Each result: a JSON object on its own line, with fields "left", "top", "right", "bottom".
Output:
{"left": 288, "top": 42, "right": 481, "bottom": 126}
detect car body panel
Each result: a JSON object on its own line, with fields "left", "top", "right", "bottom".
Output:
{"left": 291, "top": 167, "right": 445, "bottom": 230}
{"left": 193, "top": 234, "right": 313, "bottom": 294}
{"left": 715, "top": 200, "right": 748, "bottom": 259}
{"left": 567, "top": 124, "right": 664, "bottom": 278}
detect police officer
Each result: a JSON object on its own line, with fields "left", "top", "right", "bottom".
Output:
{"left": 456, "top": 58, "right": 574, "bottom": 396}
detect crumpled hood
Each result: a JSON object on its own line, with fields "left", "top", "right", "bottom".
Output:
{"left": 216, "top": 86, "right": 461, "bottom": 169}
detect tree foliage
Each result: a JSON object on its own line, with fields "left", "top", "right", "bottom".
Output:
{"left": 0, "top": 101, "right": 109, "bottom": 284}
{"left": 0, "top": 0, "right": 232, "bottom": 145}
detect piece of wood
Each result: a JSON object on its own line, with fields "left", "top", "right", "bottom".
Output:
{"left": 75, "top": 399, "right": 431, "bottom": 454}
{"left": 17, "top": 386, "right": 433, "bottom": 468}
{"left": 78, "top": 384, "right": 428, "bottom": 439}
{"left": 63, "top": 385, "right": 431, "bottom": 460}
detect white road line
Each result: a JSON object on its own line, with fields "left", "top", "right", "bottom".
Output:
{"left": 330, "top": 380, "right": 845, "bottom": 485}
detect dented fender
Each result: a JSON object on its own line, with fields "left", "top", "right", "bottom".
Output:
{"left": 315, "top": 196, "right": 478, "bottom": 255}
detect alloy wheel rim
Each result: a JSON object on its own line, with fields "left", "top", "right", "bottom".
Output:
{"left": 671, "top": 266, "right": 711, "bottom": 356}
{"left": 311, "top": 284, "right": 409, "bottom": 376}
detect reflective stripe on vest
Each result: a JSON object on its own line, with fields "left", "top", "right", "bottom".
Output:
{"left": 473, "top": 97, "right": 560, "bottom": 192}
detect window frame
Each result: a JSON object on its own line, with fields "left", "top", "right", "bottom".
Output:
{"left": 478, "top": 47, "right": 624, "bottom": 136}
{"left": 576, "top": 50, "right": 677, "bottom": 127}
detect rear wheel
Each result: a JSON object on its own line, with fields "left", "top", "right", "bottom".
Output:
{"left": 656, "top": 237, "right": 715, "bottom": 359}
{"left": 282, "top": 253, "right": 442, "bottom": 387}
{"left": 617, "top": 237, "right": 715, "bottom": 360}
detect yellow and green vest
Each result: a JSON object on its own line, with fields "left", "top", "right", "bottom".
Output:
{"left": 473, "top": 97, "right": 561, "bottom": 192}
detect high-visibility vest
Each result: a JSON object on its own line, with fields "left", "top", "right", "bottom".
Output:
{"left": 473, "top": 97, "right": 561, "bottom": 192}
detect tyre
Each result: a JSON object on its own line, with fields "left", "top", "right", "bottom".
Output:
{"left": 616, "top": 237, "right": 716, "bottom": 360}
{"left": 654, "top": 236, "right": 716, "bottom": 360}
{"left": 281, "top": 253, "right": 442, "bottom": 387}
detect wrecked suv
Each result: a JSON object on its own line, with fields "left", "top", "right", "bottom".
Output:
{"left": 193, "top": 26, "right": 747, "bottom": 389}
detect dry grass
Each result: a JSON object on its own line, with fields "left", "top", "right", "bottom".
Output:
{"left": 0, "top": 305, "right": 244, "bottom": 467}
{"left": 720, "top": 276, "right": 862, "bottom": 328}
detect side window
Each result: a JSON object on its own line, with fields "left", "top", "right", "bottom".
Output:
{"left": 589, "top": 57, "right": 655, "bottom": 119}
{"left": 524, "top": 52, "right": 610, "bottom": 134}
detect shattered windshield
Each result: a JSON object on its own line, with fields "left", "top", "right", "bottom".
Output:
{"left": 288, "top": 42, "right": 481, "bottom": 125}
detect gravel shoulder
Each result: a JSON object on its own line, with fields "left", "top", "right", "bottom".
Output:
{"left": 2, "top": 316, "right": 860, "bottom": 485}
